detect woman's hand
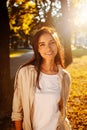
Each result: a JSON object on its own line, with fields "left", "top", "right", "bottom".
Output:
{"left": 15, "top": 120, "right": 22, "bottom": 130}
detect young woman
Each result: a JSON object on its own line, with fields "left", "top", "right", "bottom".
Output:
{"left": 11, "top": 26, "right": 71, "bottom": 130}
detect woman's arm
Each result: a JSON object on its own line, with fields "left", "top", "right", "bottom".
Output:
{"left": 11, "top": 70, "right": 23, "bottom": 128}
{"left": 15, "top": 120, "right": 22, "bottom": 130}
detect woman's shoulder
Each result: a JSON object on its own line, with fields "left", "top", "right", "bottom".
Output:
{"left": 59, "top": 66, "right": 71, "bottom": 94}
{"left": 62, "top": 69, "right": 70, "bottom": 77}
{"left": 58, "top": 65, "right": 71, "bottom": 80}
{"left": 62, "top": 69, "right": 71, "bottom": 87}
{"left": 16, "top": 64, "right": 36, "bottom": 75}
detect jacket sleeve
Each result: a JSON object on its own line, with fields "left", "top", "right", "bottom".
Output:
{"left": 11, "top": 69, "right": 23, "bottom": 121}
{"left": 56, "top": 71, "right": 72, "bottom": 130}
{"left": 64, "top": 72, "right": 71, "bottom": 104}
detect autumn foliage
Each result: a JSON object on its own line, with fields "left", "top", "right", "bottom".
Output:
{"left": 67, "top": 48, "right": 87, "bottom": 130}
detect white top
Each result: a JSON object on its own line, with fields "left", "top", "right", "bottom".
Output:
{"left": 33, "top": 72, "right": 62, "bottom": 130}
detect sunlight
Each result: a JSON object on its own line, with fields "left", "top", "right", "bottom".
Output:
{"left": 25, "top": 1, "right": 36, "bottom": 9}
{"left": 10, "top": 53, "right": 22, "bottom": 58}
{"left": 74, "top": 1, "right": 87, "bottom": 26}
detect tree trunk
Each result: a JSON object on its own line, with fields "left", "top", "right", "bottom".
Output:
{"left": 0, "top": 0, "right": 12, "bottom": 120}
{"left": 59, "top": 0, "right": 72, "bottom": 67}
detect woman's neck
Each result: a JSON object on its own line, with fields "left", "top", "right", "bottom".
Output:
{"left": 40, "top": 60, "right": 58, "bottom": 74}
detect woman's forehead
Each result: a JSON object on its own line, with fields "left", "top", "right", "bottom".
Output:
{"left": 38, "top": 33, "right": 54, "bottom": 42}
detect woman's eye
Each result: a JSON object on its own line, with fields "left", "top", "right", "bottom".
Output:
{"left": 51, "top": 41, "right": 55, "bottom": 44}
{"left": 39, "top": 43, "right": 45, "bottom": 46}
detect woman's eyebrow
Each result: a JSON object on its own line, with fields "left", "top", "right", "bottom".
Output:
{"left": 50, "top": 39, "right": 55, "bottom": 41}
{"left": 38, "top": 38, "right": 55, "bottom": 44}
{"left": 38, "top": 42, "right": 45, "bottom": 44}
{"left": 49, "top": 39, "right": 55, "bottom": 42}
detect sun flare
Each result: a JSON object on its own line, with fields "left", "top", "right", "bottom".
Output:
{"left": 74, "top": 1, "right": 87, "bottom": 26}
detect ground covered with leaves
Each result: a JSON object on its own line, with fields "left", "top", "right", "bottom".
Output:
{"left": 67, "top": 48, "right": 87, "bottom": 130}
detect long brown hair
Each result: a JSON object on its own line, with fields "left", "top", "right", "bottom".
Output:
{"left": 22, "top": 26, "right": 65, "bottom": 85}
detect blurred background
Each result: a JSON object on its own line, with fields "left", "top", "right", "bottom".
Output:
{"left": 0, "top": 0, "right": 87, "bottom": 129}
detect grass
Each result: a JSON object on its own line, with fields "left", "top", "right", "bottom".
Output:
{"left": 72, "top": 47, "right": 87, "bottom": 57}
{"left": 67, "top": 48, "right": 87, "bottom": 130}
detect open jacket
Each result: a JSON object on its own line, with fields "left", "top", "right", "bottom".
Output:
{"left": 11, "top": 65, "right": 71, "bottom": 130}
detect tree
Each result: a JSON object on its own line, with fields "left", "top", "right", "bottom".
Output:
{"left": 8, "top": 0, "right": 62, "bottom": 47}
{"left": 58, "top": 0, "right": 72, "bottom": 66}
{"left": 0, "top": 0, "right": 11, "bottom": 120}
{"left": 8, "top": 0, "right": 38, "bottom": 48}
{"left": 34, "top": 0, "right": 61, "bottom": 26}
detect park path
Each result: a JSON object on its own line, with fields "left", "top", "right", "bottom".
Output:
{"left": 10, "top": 49, "right": 34, "bottom": 78}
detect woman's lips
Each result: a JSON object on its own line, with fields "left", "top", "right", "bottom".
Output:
{"left": 45, "top": 52, "right": 53, "bottom": 55}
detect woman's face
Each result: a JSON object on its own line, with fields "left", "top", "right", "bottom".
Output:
{"left": 38, "top": 33, "right": 58, "bottom": 62}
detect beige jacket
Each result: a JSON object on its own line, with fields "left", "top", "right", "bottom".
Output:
{"left": 11, "top": 65, "right": 71, "bottom": 130}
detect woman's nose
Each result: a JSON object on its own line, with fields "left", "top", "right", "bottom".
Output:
{"left": 46, "top": 44, "right": 51, "bottom": 50}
